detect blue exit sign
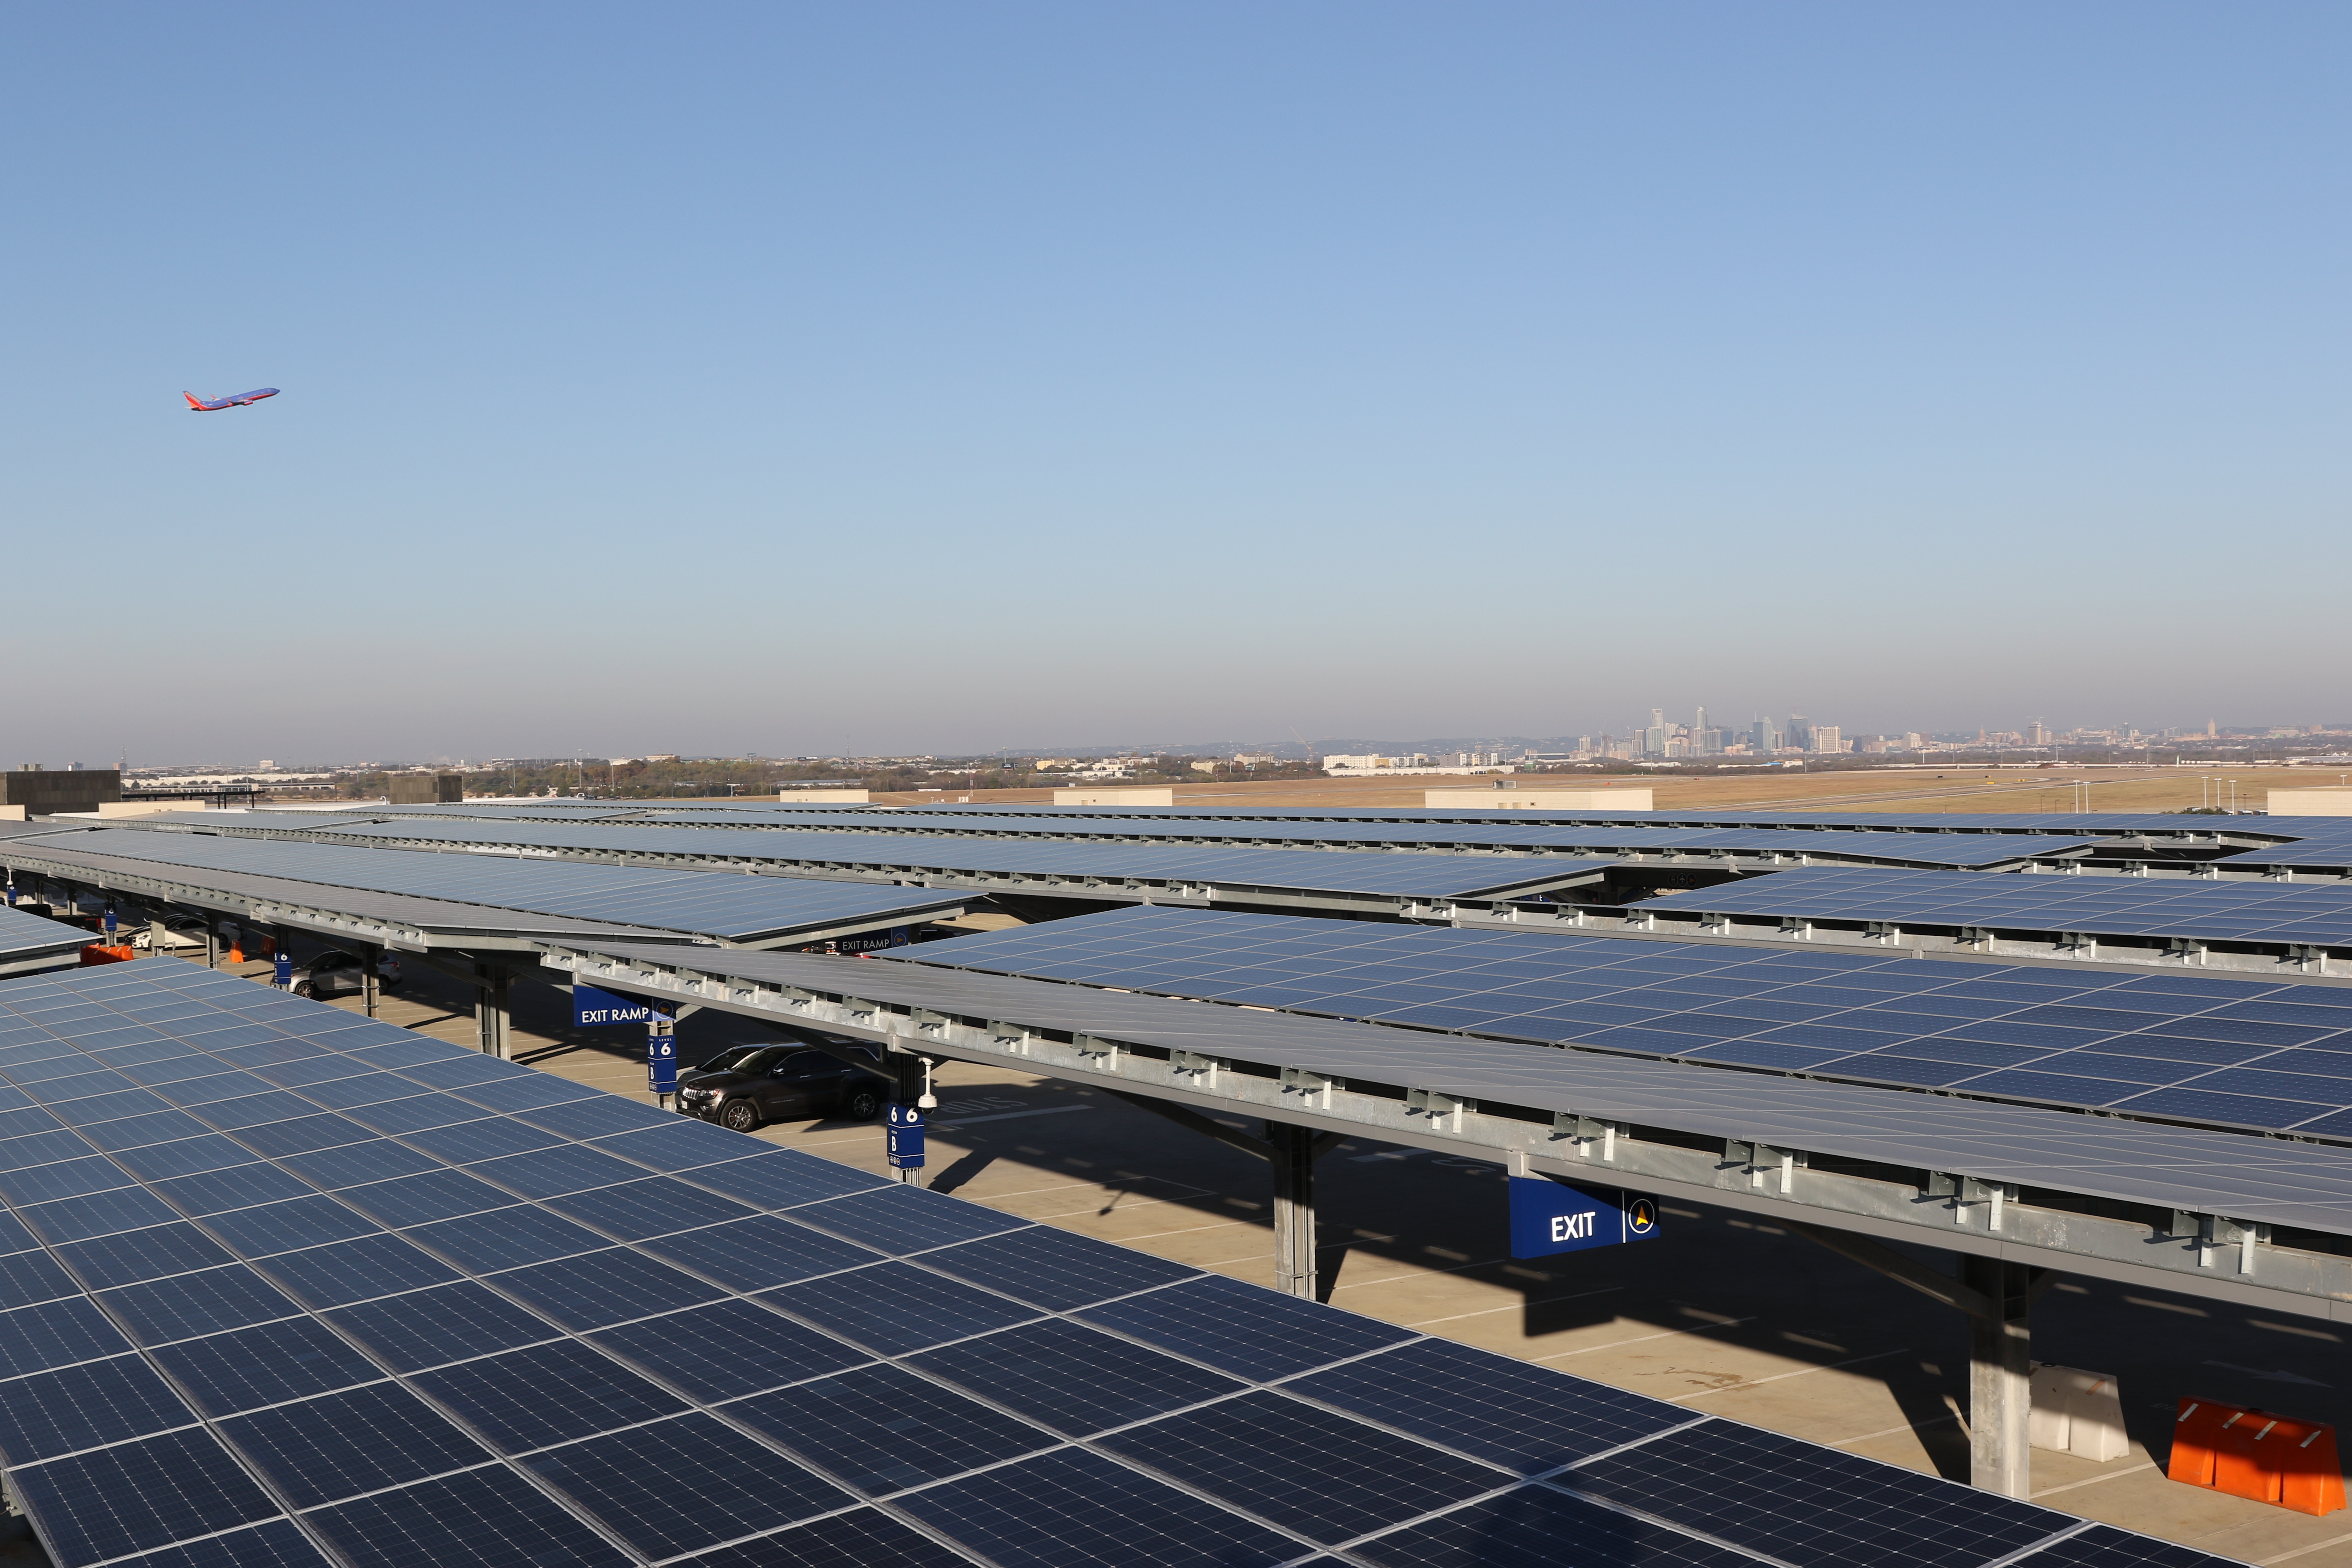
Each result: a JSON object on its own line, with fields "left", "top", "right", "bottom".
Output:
{"left": 1509, "top": 1175, "right": 1661, "bottom": 1257}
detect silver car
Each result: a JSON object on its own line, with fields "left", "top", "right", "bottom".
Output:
{"left": 288, "top": 949, "right": 403, "bottom": 1000}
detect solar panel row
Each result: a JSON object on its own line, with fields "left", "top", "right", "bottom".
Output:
{"left": 590, "top": 812, "right": 2100, "bottom": 868}
{"left": 0, "top": 904, "right": 94, "bottom": 968}
{"left": 886, "top": 905, "right": 2352, "bottom": 1141}
{"left": 757, "top": 801, "right": 2249, "bottom": 836}
{"left": 4, "top": 828, "right": 960, "bottom": 944}
{"left": 288, "top": 818, "right": 1617, "bottom": 901}
{"left": 0, "top": 959, "right": 2212, "bottom": 1568}
{"left": 1633, "top": 866, "right": 2352, "bottom": 950}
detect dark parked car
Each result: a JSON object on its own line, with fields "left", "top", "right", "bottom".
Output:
{"left": 678, "top": 1042, "right": 886, "bottom": 1131}
{"left": 288, "top": 949, "right": 403, "bottom": 999}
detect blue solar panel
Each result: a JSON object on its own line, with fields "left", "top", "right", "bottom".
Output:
{"left": 1076, "top": 1274, "right": 1418, "bottom": 1382}
{"left": 219, "top": 1380, "right": 491, "bottom": 1507}
{"left": 305, "top": 1465, "right": 635, "bottom": 1568}
{"left": 322, "top": 1280, "right": 559, "bottom": 1372}
{"left": 891, "top": 904, "right": 2352, "bottom": 1139}
{"left": 588, "top": 1298, "right": 873, "bottom": 1401}
{"left": 680, "top": 1148, "right": 888, "bottom": 1209}
{"left": 893, "top": 1446, "right": 1301, "bottom": 1568}
{"left": 635, "top": 1213, "right": 880, "bottom": 1289}
{"left": 200, "top": 1196, "right": 383, "bottom": 1258}
{"left": 916, "top": 1225, "right": 1201, "bottom": 1310}
{"left": 121, "top": 1517, "right": 333, "bottom": 1568}
{"left": 9, "top": 1427, "right": 282, "bottom": 1567}
{"left": 1098, "top": 1390, "right": 1507, "bottom": 1544}
{"left": 55, "top": 1220, "right": 235, "bottom": 1286}
{"left": 148, "top": 1161, "right": 317, "bottom": 1212}
{"left": 786, "top": 1185, "right": 1029, "bottom": 1255}
{"left": 99, "top": 1264, "right": 302, "bottom": 1346}
{"left": 149, "top": 1317, "right": 383, "bottom": 1415}
{"left": 761, "top": 1261, "right": 1040, "bottom": 1355}
{"left": 410, "top": 1339, "right": 692, "bottom": 1453}
{"left": 0, "top": 1246, "right": 77, "bottom": 1310}
{"left": 1351, "top": 1485, "right": 1759, "bottom": 1568}
{"left": 0, "top": 1353, "right": 199, "bottom": 1464}
{"left": 491, "top": 1246, "right": 726, "bottom": 1330}
{"left": 1288, "top": 1338, "right": 1686, "bottom": 1473}
{"left": 729, "top": 1363, "right": 1057, "bottom": 1494}
{"left": 254, "top": 1232, "right": 463, "bottom": 1308}
{"left": 539, "top": 1174, "right": 760, "bottom": 1239}
{"left": 908, "top": 1318, "right": 1246, "bottom": 1436}
{"left": 1562, "top": 1420, "right": 2070, "bottom": 1568}
{"left": 667, "top": 1509, "right": 975, "bottom": 1568}
{"left": 521, "top": 1414, "right": 854, "bottom": 1559}
{"left": 333, "top": 1169, "right": 519, "bottom": 1228}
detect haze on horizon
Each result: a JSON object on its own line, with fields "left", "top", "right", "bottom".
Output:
{"left": 3, "top": 3, "right": 2344, "bottom": 766}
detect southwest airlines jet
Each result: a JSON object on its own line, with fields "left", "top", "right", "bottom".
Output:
{"left": 183, "top": 388, "right": 279, "bottom": 411}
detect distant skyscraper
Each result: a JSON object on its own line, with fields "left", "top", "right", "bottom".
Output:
{"left": 1785, "top": 714, "right": 1812, "bottom": 751}
{"left": 1752, "top": 717, "right": 1781, "bottom": 752}
{"left": 1812, "top": 725, "right": 1843, "bottom": 754}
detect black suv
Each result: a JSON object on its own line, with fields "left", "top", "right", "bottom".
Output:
{"left": 678, "top": 1042, "right": 887, "bottom": 1131}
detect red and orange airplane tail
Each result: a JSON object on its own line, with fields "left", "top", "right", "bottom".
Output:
{"left": 183, "top": 392, "right": 207, "bottom": 410}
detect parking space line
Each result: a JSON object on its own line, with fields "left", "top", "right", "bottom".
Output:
{"left": 1666, "top": 1347, "right": 1908, "bottom": 1403}
{"left": 2031, "top": 1462, "right": 2155, "bottom": 1499}
{"left": 1532, "top": 1315, "right": 1759, "bottom": 1362}
{"left": 1829, "top": 1412, "right": 1959, "bottom": 1448}
{"left": 1406, "top": 1288, "right": 1625, "bottom": 1329}
{"left": 2258, "top": 1530, "right": 2352, "bottom": 1566}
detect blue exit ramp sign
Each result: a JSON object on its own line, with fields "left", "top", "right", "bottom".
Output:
{"left": 1509, "top": 1175, "right": 1661, "bottom": 1258}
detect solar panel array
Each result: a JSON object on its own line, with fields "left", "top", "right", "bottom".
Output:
{"left": 604, "top": 812, "right": 2100, "bottom": 869}
{"left": 1633, "top": 866, "right": 2352, "bottom": 950}
{"left": 0, "top": 959, "right": 2197, "bottom": 1568}
{"left": 887, "top": 905, "right": 2352, "bottom": 1141}
{"left": 0, "top": 903, "right": 93, "bottom": 967}
{"left": 771, "top": 801, "right": 2241, "bottom": 836}
{"left": 4, "top": 829, "right": 959, "bottom": 944}
{"left": 297, "top": 818, "right": 1616, "bottom": 901}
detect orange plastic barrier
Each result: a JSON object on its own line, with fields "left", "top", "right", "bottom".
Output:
{"left": 78, "top": 945, "right": 135, "bottom": 966}
{"left": 2169, "top": 1397, "right": 2346, "bottom": 1516}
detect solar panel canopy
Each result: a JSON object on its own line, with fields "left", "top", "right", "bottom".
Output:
{"left": 1633, "top": 865, "right": 2352, "bottom": 950}
{"left": 887, "top": 905, "right": 2352, "bottom": 1142}
{"left": 0, "top": 903, "right": 92, "bottom": 970}
{"left": 0, "top": 959, "right": 2235, "bottom": 1568}
{"left": 296, "top": 818, "right": 1617, "bottom": 900}
{"left": 562, "top": 812, "right": 2101, "bottom": 869}
{"left": 3, "top": 827, "right": 960, "bottom": 944}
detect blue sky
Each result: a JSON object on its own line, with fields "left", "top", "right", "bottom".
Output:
{"left": 3, "top": 4, "right": 2344, "bottom": 763}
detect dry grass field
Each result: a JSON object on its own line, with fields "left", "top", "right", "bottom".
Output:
{"left": 876, "top": 764, "right": 2338, "bottom": 816}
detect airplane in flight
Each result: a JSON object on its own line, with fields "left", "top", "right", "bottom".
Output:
{"left": 182, "top": 387, "right": 279, "bottom": 411}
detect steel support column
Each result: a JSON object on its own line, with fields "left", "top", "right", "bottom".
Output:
{"left": 1270, "top": 1121, "right": 1317, "bottom": 1300}
{"left": 473, "top": 963, "right": 511, "bottom": 1059}
{"left": 1962, "top": 1253, "right": 2033, "bottom": 1498}
{"left": 358, "top": 941, "right": 380, "bottom": 1020}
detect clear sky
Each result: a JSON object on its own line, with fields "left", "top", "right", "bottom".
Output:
{"left": 4, "top": 4, "right": 2344, "bottom": 764}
